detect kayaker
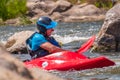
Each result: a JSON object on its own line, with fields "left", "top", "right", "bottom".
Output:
{"left": 26, "top": 16, "right": 66, "bottom": 59}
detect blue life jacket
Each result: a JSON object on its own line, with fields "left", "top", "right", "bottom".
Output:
{"left": 26, "top": 32, "right": 61, "bottom": 59}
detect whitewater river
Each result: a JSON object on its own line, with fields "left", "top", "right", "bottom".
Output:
{"left": 0, "top": 21, "right": 120, "bottom": 80}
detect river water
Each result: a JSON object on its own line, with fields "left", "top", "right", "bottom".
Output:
{"left": 0, "top": 21, "right": 120, "bottom": 80}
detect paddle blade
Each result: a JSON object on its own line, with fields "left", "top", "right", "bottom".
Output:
{"left": 77, "top": 36, "right": 96, "bottom": 54}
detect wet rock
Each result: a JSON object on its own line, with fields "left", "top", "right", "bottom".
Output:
{"left": 93, "top": 3, "right": 120, "bottom": 52}
{"left": 5, "top": 31, "right": 34, "bottom": 54}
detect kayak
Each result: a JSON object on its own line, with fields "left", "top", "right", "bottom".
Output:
{"left": 24, "top": 51, "right": 115, "bottom": 71}
{"left": 24, "top": 36, "right": 115, "bottom": 71}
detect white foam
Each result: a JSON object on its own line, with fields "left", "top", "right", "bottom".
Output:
{"left": 53, "top": 34, "right": 90, "bottom": 44}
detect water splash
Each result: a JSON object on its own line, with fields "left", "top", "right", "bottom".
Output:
{"left": 53, "top": 34, "right": 90, "bottom": 44}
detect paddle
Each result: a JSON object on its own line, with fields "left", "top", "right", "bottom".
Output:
{"left": 76, "top": 35, "right": 96, "bottom": 54}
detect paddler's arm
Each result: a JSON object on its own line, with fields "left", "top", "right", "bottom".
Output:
{"left": 40, "top": 42, "right": 66, "bottom": 53}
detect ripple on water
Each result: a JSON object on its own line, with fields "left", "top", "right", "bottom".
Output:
{"left": 48, "top": 65, "right": 120, "bottom": 80}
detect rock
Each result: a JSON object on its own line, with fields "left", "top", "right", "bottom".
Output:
{"left": 63, "top": 3, "right": 101, "bottom": 16}
{"left": 30, "top": 68, "right": 65, "bottom": 80}
{"left": 26, "top": 0, "right": 105, "bottom": 23}
{"left": 93, "top": 3, "right": 120, "bottom": 52}
{"left": 5, "top": 18, "right": 21, "bottom": 26}
{"left": 0, "top": 44, "right": 65, "bottom": 80}
{"left": 63, "top": 14, "right": 105, "bottom": 22}
{"left": 5, "top": 31, "right": 34, "bottom": 54}
{"left": 0, "top": 45, "right": 33, "bottom": 80}
{"left": 27, "top": 0, "right": 56, "bottom": 18}
{"left": 60, "top": 3, "right": 104, "bottom": 22}
{"left": 48, "top": 0, "right": 72, "bottom": 15}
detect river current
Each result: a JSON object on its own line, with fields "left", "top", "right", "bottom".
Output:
{"left": 0, "top": 21, "right": 120, "bottom": 80}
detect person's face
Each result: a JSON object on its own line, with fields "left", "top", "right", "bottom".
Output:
{"left": 46, "top": 28, "right": 54, "bottom": 36}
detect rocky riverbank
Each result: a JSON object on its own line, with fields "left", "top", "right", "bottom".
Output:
{"left": 3, "top": 0, "right": 106, "bottom": 26}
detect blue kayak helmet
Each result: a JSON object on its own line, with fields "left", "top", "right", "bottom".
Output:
{"left": 36, "top": 16, "right": 57, "bottom": 34}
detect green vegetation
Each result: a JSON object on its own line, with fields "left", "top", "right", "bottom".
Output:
{"left": 20, "top": 15, "right": 32, "bottom": 25}
{"left": 80, "top": 0, "right": 114, "bottom": 8}
{"left": 67, "top": 0, "right": 78, "bottom": 4}
{"left": 94, "top": 1, "right": 113, "bottom": 8}
{"left": 53, "top": 0, "right": 78, "bottom": 4}
{"left": 0, "top": 0, "right": 27, "bottom": 21}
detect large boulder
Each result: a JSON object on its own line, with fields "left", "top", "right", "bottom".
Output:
{"left": 5, "top": 31, "right": 34, "bottom": 54}
{"left": 0, "top": 45, "right": 33, "bottom": 80}
{"left": 93, "top": 3, "right": 120, "bottom": 52}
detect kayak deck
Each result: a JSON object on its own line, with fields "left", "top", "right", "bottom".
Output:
{"left": 24, "top": 51, "right": 115, "bottom": 71}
